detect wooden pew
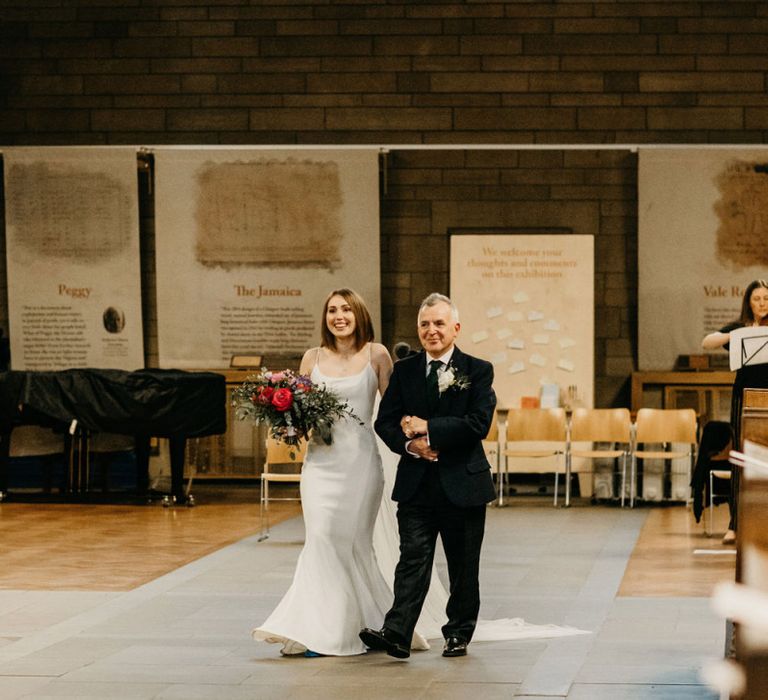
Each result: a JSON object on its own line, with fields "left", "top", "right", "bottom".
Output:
{"left": 730, "top": 390, "right": 768, "bottom": 700}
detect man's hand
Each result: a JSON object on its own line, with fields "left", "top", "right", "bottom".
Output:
{"left": 401, "top": 415, "right": 428, "bottom": 439}
{"left": 407, "top": 436, "right": 439, "bottom": 461}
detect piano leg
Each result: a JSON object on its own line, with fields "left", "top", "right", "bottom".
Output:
{"left": 168, "top": 436, "right": 193, "bottom": 506}
{"left": 65, "top": 428, "right": 89, "bottom": 498}
{"left": 133, "top": 436, "right": 192, "bottom": 506}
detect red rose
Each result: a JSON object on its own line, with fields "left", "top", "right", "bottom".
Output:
{"left": 271, "top": 387, "right": 294, "bottom": 412}
{"left": 257, "top": 386, "right": 275, "bottom": 405}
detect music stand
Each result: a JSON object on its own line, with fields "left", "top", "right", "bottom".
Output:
{"left": 729, "top": 327, "right": 768, "bottom": 371}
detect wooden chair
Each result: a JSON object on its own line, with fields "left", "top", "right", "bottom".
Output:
{"left": 630, "top": 408, "right": 698, "bottom": 508}
{"left": 482, "top": 412, "right": 503, "bottom": 506}
{"left": 568, "top": 407, "right": 632, "bottom": 507}
{"left": 260, "top": 436, "right": 307, "bottom": 540}
{"left": 503, "top": 408, "right": 567, "bottom": 506}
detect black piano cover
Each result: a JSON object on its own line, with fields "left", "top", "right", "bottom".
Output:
{"left": 0, "top": 369, "right": 226, "bottom": 438}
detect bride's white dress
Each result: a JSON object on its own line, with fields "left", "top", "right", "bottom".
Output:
{"left": 253, "top": 358, "right": 586, "bottom": 655}
{"left": 253, "top": 361, "right": 423, "bottom": 655}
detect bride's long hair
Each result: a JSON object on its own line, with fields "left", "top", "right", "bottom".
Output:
{"left": 320, "top": 287, "right": 375, "bottom": 351}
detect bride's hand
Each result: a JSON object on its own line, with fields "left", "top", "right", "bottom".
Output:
{"left": 401, "top": 415, "right": 428, "bottom": 438}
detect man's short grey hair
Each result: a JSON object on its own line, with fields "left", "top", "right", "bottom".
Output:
{"left": 418, "top": 292, "right": 460, "bottom": 322}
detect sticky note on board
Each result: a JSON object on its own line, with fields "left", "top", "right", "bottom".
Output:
{"left": 496, "top": 328, "right": 512, "bottom": 340}
{"left": 557, "top": 359, "right": 575, "bottom": 372}
{"left": 529, "top": 353, "right": 547, "bottom": 367}
{"left": 508, "top": 361, "right": 525, "bottom": 374}
{"left": 472, "top": 330, "right": 490, "bottom": 343}
{"left": 513, "top": 291, "right": 529, "bottom": 303}
{"left": 544, "top": 319, "right": 560, "bottom": 331}
{"left": 486, "top": 306, "right": 503, "bottom": 319}
{"left": 559, "top": 337, "right": 576, "bottom": 349}
{"left": 506, "top": 311, "right": 524, "bottom": 322}
{"left": 533, "top": 334, "right": 550, "bottom": 345}
{"left": 507, "top": 338, "right": 525, "bottom": 350}
{"left": 528, "top": 310, "right": 544, "bottom": 321}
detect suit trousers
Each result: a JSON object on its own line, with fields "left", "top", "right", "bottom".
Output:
{"left": 384, "top": 462, "right": 486, "bottom": 645}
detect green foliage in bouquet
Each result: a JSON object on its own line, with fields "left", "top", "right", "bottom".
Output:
{"left": 231, "top": 368, "right": 361, "bottom": 448}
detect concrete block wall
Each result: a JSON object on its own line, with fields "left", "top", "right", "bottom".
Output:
{"left": 2, "top": 1, "right": 767, "bottom": 404}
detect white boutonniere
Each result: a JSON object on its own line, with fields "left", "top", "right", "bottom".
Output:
{"left": 437, "top": 363, "right": 471, "bottom": 394}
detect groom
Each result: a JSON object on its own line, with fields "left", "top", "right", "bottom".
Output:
{"left": 361, "top": 292, "right": 496, "bottom": 659}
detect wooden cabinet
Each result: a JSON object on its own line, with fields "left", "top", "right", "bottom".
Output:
{"left": 742, "top": 389, "right": 768, "bottom": 449}
{"left": 184, "top": 369, "right": 267, "bottom": 480}
{"left": 631, "top": 371, "right": 735, "bottom": 423}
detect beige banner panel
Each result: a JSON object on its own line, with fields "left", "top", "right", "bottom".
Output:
{"left": 450, "top": 234, "right": 594, "bottom": 410}
{"left": 3, "top": 147, "right": 144, "bottom": 371}
{"left": 153, "top": 148, "right": 381, "bottom": 368}
{"left": 639, "top": 148, "right": 768, "bottom": 370}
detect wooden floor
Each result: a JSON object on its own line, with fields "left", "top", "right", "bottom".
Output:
{"left": 0, "top": 487, "right": 301, "bottom": 591}
{"left": 619, "top": 502, "right": 735, "bottom": 597}
{"left": 0, "top": 486, "right": 734, "bottom": 596}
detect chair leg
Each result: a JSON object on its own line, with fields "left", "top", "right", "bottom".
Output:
{"left": 495, "top": 453, "right": 505, "bottom": 508}
{"left": 620, "top": 454, "right": 626, "bottom": 507}
{"left": 707, "top": 470, "right": 713, "bottom": 537}
{"left": 630, "top": 455, "right": 637, "bottom": 508}
{"left": 553, "top": 471, "right": 559, "bottom": 507}
{"left": 620, "top": 453, "right": 627, "bottom": 507}
{"left": 259, "top": 476, "right": 269, "bottom": 542}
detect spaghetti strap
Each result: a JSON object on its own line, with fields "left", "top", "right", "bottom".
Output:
{"left": 315, "top": 347, "right": 321, "bottom": 368}
{"left": 368, "top": 343, "right": 372, "bottom": 361}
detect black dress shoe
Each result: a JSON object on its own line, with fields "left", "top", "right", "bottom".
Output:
{"left": 359, "top": 627, "right": 410, "bottom": 659}
{"left": 442, "top": 636, "right": 468, "bottom": 657}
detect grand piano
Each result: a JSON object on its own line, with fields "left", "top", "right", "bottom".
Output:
{"left": 0, "top": 368, "right": 227, "bottom": 504}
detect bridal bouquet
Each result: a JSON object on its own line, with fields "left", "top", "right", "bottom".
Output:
{"left": 231, "top": 368, "right": 359, "bottom": 448}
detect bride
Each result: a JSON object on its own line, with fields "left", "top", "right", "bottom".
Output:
{"left": 252, "top": 287, "right": 401, "bottom": 656}
{"left": 253, "top": 288, "right": 586, "bottom": 656}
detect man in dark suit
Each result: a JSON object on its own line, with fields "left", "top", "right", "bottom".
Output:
{"left": 360, "top": 292, "right": 496, "bottom": 659}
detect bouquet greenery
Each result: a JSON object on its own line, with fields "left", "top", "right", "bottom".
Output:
{"left": 231, "top": 368, "right": 359, "bottom": 447}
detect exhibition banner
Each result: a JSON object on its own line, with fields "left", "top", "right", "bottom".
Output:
{"left": 639, "top": 148, "right": 768, "bottom": 369}
{"left": 153, "top": 148, "right": 381, "bottom": 368}
{"left": 3, "top": 147, "right": 144, "bottom": 371}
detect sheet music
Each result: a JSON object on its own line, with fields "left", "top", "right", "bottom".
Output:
{"left": 729, "top": 326, "right": 768, "bottom": 371}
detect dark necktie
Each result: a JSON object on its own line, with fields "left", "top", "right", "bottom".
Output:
{"left": 426, "top": 360, "right": 442, "bottom": 414}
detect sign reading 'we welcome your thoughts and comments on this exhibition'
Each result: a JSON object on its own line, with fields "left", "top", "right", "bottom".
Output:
{"left": 450, "top": 233, "right": 594, "bottom": 410}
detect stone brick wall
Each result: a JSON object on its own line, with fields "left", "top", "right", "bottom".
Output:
{"left": 4, "top": 1, "right": 767, "bottom": 146}
{"left": 2, "top": 1, "right": 766, "bottom": 404}
{"left": 381, "top": 148, "right": 636, "bottom": 406}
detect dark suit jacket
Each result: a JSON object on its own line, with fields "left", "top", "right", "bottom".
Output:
{"left": 375, "top": 346, "right": 497, "bottom": 508}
